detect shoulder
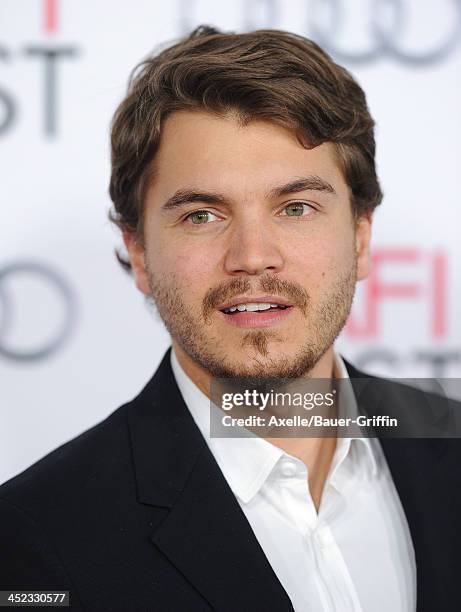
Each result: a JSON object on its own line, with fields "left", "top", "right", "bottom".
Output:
{"left": 0, "top": 402, "right": 136, "bottom": 600}
{"left": 0, "top": 349, "right": 176, "bottom": 521}
{"left": 0, "top": 401, "right": 132, "bottom": 520}
{"left": 342, "top": 356, "right": 461, "bottom": 443}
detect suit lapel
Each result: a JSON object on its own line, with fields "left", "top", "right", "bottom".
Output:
{"left": 127, "top": 348, "right": 294, "bottom": 611}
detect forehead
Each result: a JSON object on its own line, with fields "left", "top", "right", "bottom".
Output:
{"left": 148, "top": 110, "right": 348, "bottom": 199}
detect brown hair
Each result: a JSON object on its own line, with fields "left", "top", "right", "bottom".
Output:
{"left": 108, "top": 25, "right": 382, "bottom": 272}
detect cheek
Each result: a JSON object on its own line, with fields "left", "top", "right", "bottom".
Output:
{"left": 291, "top": 229, "right": 355, "bottom": 274}
{"left": 151, "top": 238, "right": 216, "bottom": 295}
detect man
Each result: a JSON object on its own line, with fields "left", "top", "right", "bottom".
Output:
{"left": 1, "top": 25, "right": 459, "bottom": 612}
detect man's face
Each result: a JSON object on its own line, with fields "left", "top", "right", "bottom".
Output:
{"left": 125, "top": 110, "right": 371, "bottom": 379}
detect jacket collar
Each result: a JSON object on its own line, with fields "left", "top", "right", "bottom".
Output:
{"left": 127, "top": 346, "right": 294, "bottom": 611}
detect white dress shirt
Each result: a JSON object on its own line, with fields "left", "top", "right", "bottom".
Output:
{"left": 170, "top": 348, "right": 416, "bottom": 611}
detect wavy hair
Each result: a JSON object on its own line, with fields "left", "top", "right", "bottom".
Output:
{"left": 108, "top": 25, "right": 382, "bottom": 271}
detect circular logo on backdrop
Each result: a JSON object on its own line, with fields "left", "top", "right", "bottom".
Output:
{"left": 179, "top": 0, "right": 461, "bottom": 65}
{"left": 0, "top": 261, "right": 78, "bottom": 362}
{"left": 309, "top": 0, "right": 461, "bottom": 65}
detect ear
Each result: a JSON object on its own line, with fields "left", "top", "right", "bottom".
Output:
{"left": 355, "top": 212, "right": 372, "bottom": 281}
{"left": 122, "top": 230, "right": 151, "bottom": 296}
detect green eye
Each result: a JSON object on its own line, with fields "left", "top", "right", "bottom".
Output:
{"left": 189, "top": 211, "right": 210, "bottom": 224}
{"left": 285, "top": 203, "right": 306, "bottom": 217}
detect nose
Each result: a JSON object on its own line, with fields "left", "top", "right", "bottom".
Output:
{"left": 223, "top": 216, "right": 284, "bottom": 276}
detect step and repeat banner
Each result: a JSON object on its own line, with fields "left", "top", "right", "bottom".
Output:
{"left": 1, "top": 0, "right": 460, "bottom": 483}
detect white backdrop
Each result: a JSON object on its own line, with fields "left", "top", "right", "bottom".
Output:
{"left": 1, "top": 0, "right": 460, "bottom": 484}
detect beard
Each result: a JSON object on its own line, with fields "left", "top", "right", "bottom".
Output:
{"left": 144, "top": 256, "right": 357, "bottom": 380}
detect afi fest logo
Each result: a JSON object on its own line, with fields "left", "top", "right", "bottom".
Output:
{"left": 345, "top": 249, "right": 460, "bottom": 377}
{"left": 0, "top": 0, "right": 79, "bottom": 137}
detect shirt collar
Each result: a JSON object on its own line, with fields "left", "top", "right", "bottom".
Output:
{"left": 333, "top": 353, "right": 379, "bottom": 479}
{"left": 170, "top": 348, "right": 378, "bottom": 503}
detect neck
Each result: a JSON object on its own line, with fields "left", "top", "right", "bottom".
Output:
{"left": 171, "top": 340, "right": 339, "bottom": 512}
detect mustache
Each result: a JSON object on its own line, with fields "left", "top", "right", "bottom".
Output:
{"left": 202, "top": 274, "right": 310, "bottom": 321}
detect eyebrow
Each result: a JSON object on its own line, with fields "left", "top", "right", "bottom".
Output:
{"left": 160, "top": 175, "right": 336, "bottom": 212}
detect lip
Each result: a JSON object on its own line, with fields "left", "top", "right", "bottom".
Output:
{"left": 219, "top": 305, "right": 294, "bottom": 328}
{"left": 216, "top": 295, "right": 293, "bottom": 311}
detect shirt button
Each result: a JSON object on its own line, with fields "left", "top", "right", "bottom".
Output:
{"left": 280, "top": 459, "right": 298, "bottom": 477}
{"left": 315, "top": 527, "right": 334, "bottom": 549}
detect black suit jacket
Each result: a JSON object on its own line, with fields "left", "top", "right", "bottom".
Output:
{"left": 1, "top": 347, "right": 460, "bottom": 611}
